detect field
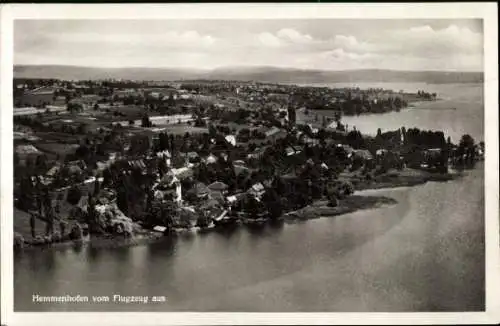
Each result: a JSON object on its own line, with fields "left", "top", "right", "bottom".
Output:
{"left": 161, "top": 124, "right": 208, "bottom": 135}
{"left": 35, "top": 143, "right": 80, "bottom": 156}
{"left": 30, "top": 131, "right": 85, "bottom": 144}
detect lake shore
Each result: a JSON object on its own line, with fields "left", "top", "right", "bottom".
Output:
{"left": 15, "top": 167, "right": 462, "bottom": 252}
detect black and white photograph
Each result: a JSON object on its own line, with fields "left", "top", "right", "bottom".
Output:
{"left": 1, "top": 3, "right": 499, "bottom": 325}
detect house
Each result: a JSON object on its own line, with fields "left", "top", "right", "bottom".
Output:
{"left": 285, "top": 146, "right": 302, "bottom": 157}
{"left": 114, "top": 89, "right": 143, "bottom": 100}
{"left": 234, "top": 164, "right": 250, "bottom": 177}
{"left": 76, "top": 195, "right": 90, "bottom": 214}
{"left": 149, "top": 114, "right": 193, "bottom": 125}
{"left": 353, "top": 149, "right": 374, "bottom": 161}
{"left": 157, "top": 150, "right": 172, "bottom": 167}
{"left": 303, "top": 136, "right": 318, "bottom": 146}
{"left": 233, "top": 160, "right": 246, "bottom": 167}
{"left": 67, "top": 160, "right": 87, "bottom": 173}
{"left": 422, "top": 148, "right": 444, "bottom": 167}
{"left": 266, "top": 127, "right": 288, "bottom": 142}
{"left": 338, "top": 144, "right": 355, "bottom": 158}
{"left": 156, "top": 150, "right": 172, "bottom": 159}
{"left": 96, "top": 188, "right": 116, "bottom": 204}
{"left": 264, "top": 127, "right": 281, "bottom": 138}
{"left": 225, "top": 135, "right": 237, "bottom": 146}
{"left": 189, "top": 182, "right": 210, "bottom": 200}
{"left": 200, "top": 198, "right": 222, "bottom": 210}
{"left": 153, "top": 225, "right": 167, "bottom": 233}
{"left": 247, "top": 147, "right": 267, "bottom": 160}
{"left": 226, "top": 195, "right": 238, "bottom": 205}
{"left": 13, "top": 107, "right": 46, "bottom": 116}
{"left": 208, "top": 181, "right": 229, "bottom": 193}
{"left": 154, "top": 172, "right": 182, "bottom": 203}
{"left": 248, "top": 182, "right": 265, "bottom": 198}
{"left": 45, "top": 164, "right": 61, "bottom": 178}
{"left": 376, "top": 149, "right": 389, "bottom": 157}
{"left": 127, "top": 159, "right": 146, "bottom": 170}
{"left": 209, "top": 190, "right": 226, "bottom": 204}
{"left": 226, "top": 192, "right": 247, "bottom": 207}
{"left": 170, "top": 167, "right": 194, "bottom": 181}
{"left": 205, "top": 154, "right": 218, "bottom": 165}
{"left": 307, "top": 124, "right": 319, "bottom": 134}
{"left": 183, "top": 151, "right": 200, "bottom": 163}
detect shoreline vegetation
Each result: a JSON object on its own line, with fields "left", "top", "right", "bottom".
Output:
{"left": 15, "top": 166, "right": 464, "bottom": 252}
{"left": 13, "top": 78, "right": 484, "bottom": 251}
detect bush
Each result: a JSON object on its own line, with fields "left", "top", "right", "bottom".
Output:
{"left": 67, "top": 186, "right": 82, "bottom": 205}
{"left": 14, "top": 232, "right": 24, "bottom": 250}
{"left": 327, "top": 196, "right": 339, "bottom": 207}
{"left": 374, "top": 165, "right": 387, "bottom": 176}
{"left": 342, "top": 181, "right": 354, "bottom": 196}
{"left": 69, "top": 223, "right": 83, "bottom": 240}
{"left": 52, "top": 231, "right": 62, "bottom": 243}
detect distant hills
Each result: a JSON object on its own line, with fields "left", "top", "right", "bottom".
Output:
{"left": 14, "top": 65, "right": 484, "bottom": 84}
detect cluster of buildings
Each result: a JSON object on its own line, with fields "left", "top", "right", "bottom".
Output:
{"left": 14, "top": 78, "right": 482, "bottom": 244}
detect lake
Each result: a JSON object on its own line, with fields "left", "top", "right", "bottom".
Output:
{"left": 314, "top": 82, "right": 484, "bottom": 143}
{"left": 14, "top": 82, "right": 485, "bottom": 312}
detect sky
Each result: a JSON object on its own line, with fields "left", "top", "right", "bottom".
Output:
{"left": 14, "top": 19, "right": 484, "bottom": 71}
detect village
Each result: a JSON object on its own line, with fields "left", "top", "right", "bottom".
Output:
{"left": 12, "top": 78, "right": 484, "bottom": 249}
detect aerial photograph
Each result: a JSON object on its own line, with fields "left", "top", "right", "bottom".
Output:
{"left": 12, "top": 18, "right": 485, "bottom": 312}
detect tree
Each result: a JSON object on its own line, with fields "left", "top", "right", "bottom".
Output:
{"left": 69, "top": 223, "right": 83, "bottom": 240}
{"left": 67, "top": 186, "right": 82, "bottom": 205}
{"left": 334, "top": 111, "right": 342, "bottom": 123}
{"left": 30, "top": 213, "right": 36, "bottom": 238}
{"left": 327, "top": 195, "right": 339, "bottom": 207}
{"left": 321, "top": 116, "right": 328, "bottom": 128}
{"left": 458, "top": 134, "right": 476, "bottom": 163}
{"left": 67, "top": 102, "right": 83, "bottom": 113}
{"left": 141, "top": 113, "right": 152, "bottom": 128}
{"left": 262, "top": 188, "right": 283, "bottom": 220}
{"left": 244, "top": 195, "right": 263, "bottom": 219}
{"left": 117, "top": 186, "right": 129, "bottom": 216}
{"left": 94, "top": 179, "right": 101, "bottom": 197}
{"left": 459, "top": 134, "right": 475, "bottom": 149}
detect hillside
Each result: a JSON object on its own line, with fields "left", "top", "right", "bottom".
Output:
{"left": 14, "top": 65, "right": 484, "bottom": 84}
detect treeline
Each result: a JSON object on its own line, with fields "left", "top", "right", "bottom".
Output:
{"left": 13, "top": 115, "right": 88, "bottom": 135}
{"left": 416, "top": 90, "right": 437, "bottom": 100}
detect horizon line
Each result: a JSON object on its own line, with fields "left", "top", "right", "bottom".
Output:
{"left": 13, "top": 64, "right": 484, "bottom": 74}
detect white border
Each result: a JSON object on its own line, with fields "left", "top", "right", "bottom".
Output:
{"left": 1, "top": 3, "right": 498, "bottom": 325}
